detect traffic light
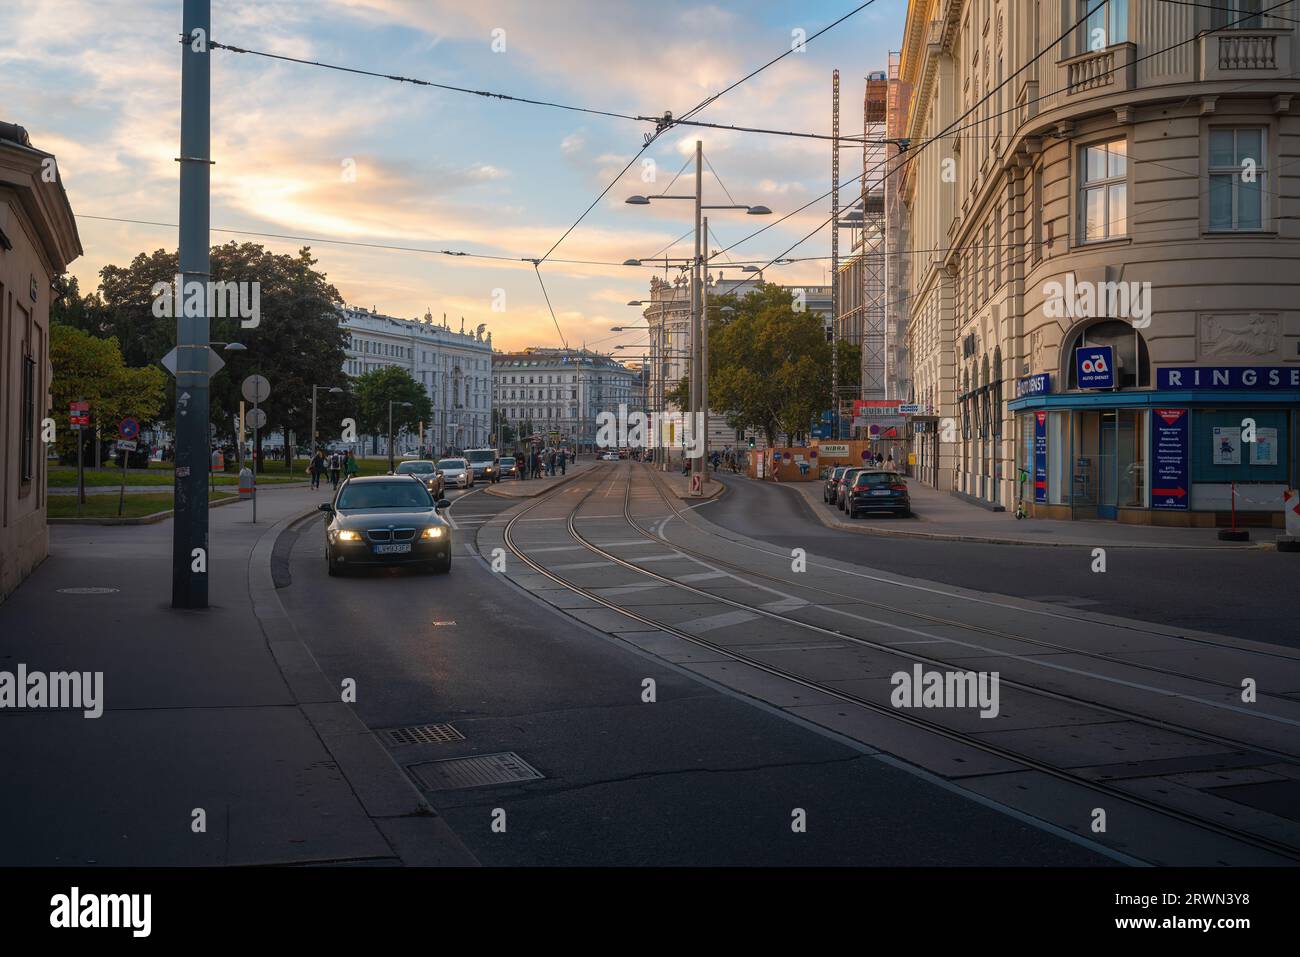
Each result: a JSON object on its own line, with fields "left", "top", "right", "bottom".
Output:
{"left": 747, "top": 435, "right": 755, "bottom": 449}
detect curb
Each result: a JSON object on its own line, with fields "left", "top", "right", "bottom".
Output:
{"left": 766, "top": 480, "right": 1273, "bottom": 551}
{"left": 48, "top": 493, "right": 241, "bottom": 526}
{"left": 248, "top": 505, "right": 480, "bottom": 866}
{"left": 484, "top": 464, "right": 592, "bottom": 499}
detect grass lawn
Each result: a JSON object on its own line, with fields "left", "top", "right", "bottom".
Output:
{"left": 48, "top": 467, "right": 303, "bottom": 488}
{"left": 48, "top": 490, "right": 237, "bottom": 519}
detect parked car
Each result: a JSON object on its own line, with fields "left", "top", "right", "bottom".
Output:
{"left": 464, "top": 447, "right": 501, "bottom": 483}
{"left": 845, "top": 470, "right": 911, "bottom": 518}
{"left": 319, "top": 476, "right": 452, "bottom": 576}
{"left": 436, "top": 457, "right": 473, "bottom": 488}
{"left": 836, "top": 467, "right": 870, "bottom": 510}
{"left": 393, "top": 459, "right": 445, "bottom": 497}
{"left": 824, "top": 466, "right": 849, "bottom": 503}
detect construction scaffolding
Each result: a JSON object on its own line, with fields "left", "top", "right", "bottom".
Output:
{"left": 859, "top": 72, "right": 889, "bottom": 404}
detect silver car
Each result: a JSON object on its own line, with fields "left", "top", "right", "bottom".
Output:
{"left": 436, "top": 457, "right": 474, "bottom": 489}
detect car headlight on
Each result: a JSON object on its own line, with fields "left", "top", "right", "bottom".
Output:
{"left": 337, "top": 529, "right": 361, "bottom": 541}
{"left": 422, "top": 526, "right": 445, "bottom": 539}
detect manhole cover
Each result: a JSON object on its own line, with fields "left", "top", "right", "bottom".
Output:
{"left": 56, "top": 587, "right": 119, "bottom": 595}
{"left": 381, "top": 723, "right": 465, "bottom": 746}
{"left": 408, "top": 752, "right": 544, "bottom": 791}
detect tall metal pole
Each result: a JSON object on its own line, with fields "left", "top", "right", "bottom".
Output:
{"left": 387, "top": 401, "right": 395, "bottom": 472}
{"left": 691, "top": 140, "right": 703, "bottom": 483}
{"left": 831, "top": 69, "right": 840, "bottom": 442}
{"left": 173, "top": 0, "right": 212, "bottom": 609}
{"left": 310, "top": 385, "right": 319, "bottom": 460}
{"left": 701, "top": 215, "right": 710, "bottom": 483}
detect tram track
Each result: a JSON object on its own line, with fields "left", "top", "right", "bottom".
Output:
{"left": 495, "top": 465, "right": 1300, "bottom": 864}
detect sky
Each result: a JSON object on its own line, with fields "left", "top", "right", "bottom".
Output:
{"left": 3, "top": 0, "right": 905, "bottom": 356}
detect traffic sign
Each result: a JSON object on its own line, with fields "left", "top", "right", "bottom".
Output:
{"left": 246, "top": 407, "right": 267, "bottom": 429}
{"left": 899, "top": 403, "right": 922, "bottom": 414}
{"left": 69, "top": 401, "right": 90, "bottom": 428}
{"left": 241, "top": 375, "right": 271, "bottom": 404}
{"left": 160, "top": 346, "right": 225, "bottom": 378}
{"left": 116, "top": 440, "right": 138, "bottom": 451}
{"left": 119, "top": 416, "right": 140, "bottom": 440}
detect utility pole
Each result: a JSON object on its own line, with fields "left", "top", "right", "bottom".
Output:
{"left": 691, "top": 139, "right": 703, "bottom": 485}
{"left": 172, "top": 0, "right": 212, "bottom": 609}
{"left": 831, "top": 70, "right": 840, "bottom": 441}
{"left": 701, "top": 215, "right": 710, "bottom": 483}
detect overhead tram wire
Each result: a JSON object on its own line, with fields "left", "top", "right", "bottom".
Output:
{"left": 206, "top": 40, "right": 873, "bottom": 145}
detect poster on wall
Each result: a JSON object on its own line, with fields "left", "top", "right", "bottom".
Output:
{"left": 1033, "top": 411, "right": 1048, "bottom": 504}
{"left": 1212, "top": 426, "right": 1242, "bottom": 465}
{"left": 1151, "top": 408, "right": 1189, "bottom": 511}
{"left": 1250, "top": 427, "right": 1278, "bottom": 466}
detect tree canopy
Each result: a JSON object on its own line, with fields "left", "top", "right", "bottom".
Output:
{"left": 51, "top": 242, "right": 347, "bottom": 447}
{"left": 666, "top": 283, "right": 861, "bottom": 444}
{"left": 352, "top": 366, "right": 432, "bottom": 444}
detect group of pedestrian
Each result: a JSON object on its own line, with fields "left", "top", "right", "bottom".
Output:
{"left": 513, "top": 446, "right": 571, "bottom": 481}
{"left": 310, "top": 448, "right": 359, "bottom": 490}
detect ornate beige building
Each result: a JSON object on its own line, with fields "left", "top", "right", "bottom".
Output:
{"left": 1, "top": 122, "right": 81, "bottom": 600}
{"left": 899, "top": 0, "right": 1300, "bottom": 525}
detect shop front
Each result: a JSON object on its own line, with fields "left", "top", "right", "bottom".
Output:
{"left": 1011, "top": 366, "right": 1299, "bottom": 526}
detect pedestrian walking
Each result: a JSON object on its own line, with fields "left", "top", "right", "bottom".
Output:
{"left": 559, "top": 451, "right": 566, "bottom": 476}
{"left": 344, "top": 450, "right": 359, "bottom": 481}
{"left": 328, "top": 449, "right": 342, "bottom": 488}
{"left": 310, "top": 450, "right": 325, "bottom": 489}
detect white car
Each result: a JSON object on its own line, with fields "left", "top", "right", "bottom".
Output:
{"left": 600, "top": 451, "right": 620, "bottom": 461}
{"left": 436, "top": 457, "right": 474, "bottom": 488}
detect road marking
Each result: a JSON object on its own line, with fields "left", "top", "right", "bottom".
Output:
{"left": 676, "top": 571, "right": 728, "bottom": 582}
{"left": 551, "top": 560, "right": 616, "bottom": 571}
{"left": 679, "top": 609, "right": 760, "bottom": 634}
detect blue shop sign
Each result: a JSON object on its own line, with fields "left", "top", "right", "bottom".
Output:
{"left": 1017, "top": 372, "right": 1051, "bottom": 398}
{"left": 1075, "top": 345, "right": 1115, "bottom": 389}
{"left": 1157, "top": 366, "right": 1300, "bottom": 390}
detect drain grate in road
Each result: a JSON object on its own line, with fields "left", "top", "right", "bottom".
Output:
{"left": 381, "top": 723, "right": 465, "bottom": 746}
{"left": 407, "top": 752, "right": 544, "bottom": 791}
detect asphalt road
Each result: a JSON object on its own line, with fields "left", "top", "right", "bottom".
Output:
{"left": 278, "top": 480, "right": 1112, "bottom": 866}
{"left": 703, "top": 473, "right": 1298, "bottom": 648}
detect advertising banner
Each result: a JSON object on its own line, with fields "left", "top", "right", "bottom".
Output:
{"left": 1075, "top": 346, "right": 1114, "bottom": 389}
{"left": 1034, "top": 411, "right": 1048, "bottom": 503}
{"left": 1151, "top": 408, "right": 1189, "bottom": 510}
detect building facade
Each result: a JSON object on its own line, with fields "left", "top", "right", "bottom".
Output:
{"left": 338, "top": 305, "right": 492, "bottom": 454}
{"left": 899, "top": 0, "right": 1300, "bottom": 524}
{"left": 1, "top": 122, "right": 81, "bottom": 601}
{"left": 492, "top": 348, "right": 639, "bottom": 451}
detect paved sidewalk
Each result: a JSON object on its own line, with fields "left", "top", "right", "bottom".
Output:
{"left": 485, "top": 457, "right": 598, "bottom": 499}
{"left": 48, "top": 480, "right": 310, "bottom": 495}
{"left": 0, "top": 480, "right": 474, "bottom": 865}
{"left": 767, "top": 474, "right": 1274, "bottom": 549}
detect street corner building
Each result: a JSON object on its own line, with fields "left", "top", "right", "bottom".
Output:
{"left": 898, "top": 1, "right": 1300, "bottom": 526}
{"left": 0, "top": 122, "right": 81, "bottom": 601}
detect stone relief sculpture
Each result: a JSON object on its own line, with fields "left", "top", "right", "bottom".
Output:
{"left": 1200, "top": 313, "right": 1279, "bottom": 357}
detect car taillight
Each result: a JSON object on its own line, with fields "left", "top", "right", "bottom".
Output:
{"left": 891, "top": 485, "right": 907, "bottom": 492}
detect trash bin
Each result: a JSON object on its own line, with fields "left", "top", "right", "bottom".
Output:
{"left": 239, "top": 467, "right": 255, "bottom": 501}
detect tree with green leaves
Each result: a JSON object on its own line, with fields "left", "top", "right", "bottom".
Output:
{"left": 665, "top": 284, "right": 862, "bottom": 445}
{"left": 352, "top": 366, "right": 432, "bottom": 456}
{"left": 49, "top": 324, "right": 167, "bottom": 464}
{"left": 50, "top": 242, "right": 347, "bottom": 465}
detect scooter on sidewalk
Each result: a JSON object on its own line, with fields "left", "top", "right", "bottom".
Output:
{"left": 1015, "top": 468, "right": 1029, "bottom": 519}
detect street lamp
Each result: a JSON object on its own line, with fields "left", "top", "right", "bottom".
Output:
{"left": 310, "top": 384, "right": 344, "bottom": 462}
{"left": 625, "top": 140, "right": 773, "bottom": 483}
{"left": 388, "top": 400, "right": 412, "bottom": 472}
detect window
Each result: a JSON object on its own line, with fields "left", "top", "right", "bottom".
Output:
{"left": 1079, "top": 139, "right": 1127, "bottom": 242}
{"left": 1213, "top": 0, "right": 1262, "bottom": 28}
{"left": 1209, "top": 128, "right": 1265, "bottom": 230}
{"left": 21, "top": 354, "right": 36, "bottom": 483}
{"left": 1065, "top": 320, "right": 1151, "bottom": 389}
{"left": 1083, "top": 0, "right": 1127, "bottom": 50}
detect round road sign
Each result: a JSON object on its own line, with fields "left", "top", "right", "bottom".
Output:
{"left": 119, "top": 417, "right": 140, "bottom": 440}
{"left": 241, "top": 374, "right": 271, "bottom": 404}
{"left": 246, "top": 407, "right": 267, "bottom": 429}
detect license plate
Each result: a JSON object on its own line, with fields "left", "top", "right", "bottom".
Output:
{"left": 373, "top": 543, "right": 411, "bottom": 554}
{"left": 871, "top": 489, "right": 892, "bottom": 496}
